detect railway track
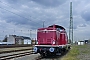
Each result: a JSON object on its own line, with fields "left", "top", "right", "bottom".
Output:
{"left": 0, "top": 45, "right": 34, "bottom": 54}
{"left": 35, "top": 55, "right": 61, "bottom": 60}
{"left": 0, "top": 47, "right": 69, "bottom": 60}
{"left": 0, "top": 51, "right": 33, "bottom": 60}
{"left": 0, "top": 45, "right": 32, "bottom": 48}
{"left": 0, "top": 46, "right": 34, "bottom": 60}
{"left": 35, "top": 50, "right": 69, "bottom": 60}
{"left": 0, "top": 50, "right": 69, "bottom": 60}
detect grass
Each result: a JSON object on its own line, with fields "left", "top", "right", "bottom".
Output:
{"left": 77, "top": 44, "right": 87, "bottom": 48}
{"left": 61, "top": 45, "right": 79, "bottom": 60}
{"left": 61, "top": 44, "right": 90, "bottom": 60}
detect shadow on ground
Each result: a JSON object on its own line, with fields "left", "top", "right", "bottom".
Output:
{"left": 41, "top": 50, "right": 70, "bottom": 60}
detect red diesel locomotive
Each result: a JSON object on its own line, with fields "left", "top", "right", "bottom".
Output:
{"left": 33, "top": 25, "right": 70, "bottom": 56}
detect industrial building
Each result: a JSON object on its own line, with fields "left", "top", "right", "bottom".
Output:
{"left": 0, "top": 35, "right": 31, "bottom": 45}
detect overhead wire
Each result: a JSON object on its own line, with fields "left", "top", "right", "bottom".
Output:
{"left": 0, "top": 1, "right": 42, "bottom": 28}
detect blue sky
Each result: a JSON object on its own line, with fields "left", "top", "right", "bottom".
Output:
{"left": 0, "top": 0, "right": 90, "bottom": 41}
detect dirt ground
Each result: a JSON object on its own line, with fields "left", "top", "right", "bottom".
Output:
{"left": 77, "top": 44, "right": 90, "bottom": 60}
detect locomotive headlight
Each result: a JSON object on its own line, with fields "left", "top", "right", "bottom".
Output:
{"left": 49, "top": 47, "right": 54, "bottom": 52}
{"left": 33, "top": 47, "right": 37, "bottom": 52}
{"left": 52, "top": 41, "right": 55, "bottom": 44}
{"left": 36, "top": 41, "right": 38, "bottom": 44}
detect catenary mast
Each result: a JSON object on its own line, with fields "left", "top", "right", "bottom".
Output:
{"left": 69, "top": 2, "right": 73, "bottom": 44}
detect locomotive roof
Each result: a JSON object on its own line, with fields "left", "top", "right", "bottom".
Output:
{"left": 48, "top": 25, "right": 65, "bottom": 30}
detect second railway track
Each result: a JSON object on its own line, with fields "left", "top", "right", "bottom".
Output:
{"left": 0, "top": 46, "right": 34, "bottom": 60}
{"left": 0, "top": 51, "right": 33, "bottom": 60}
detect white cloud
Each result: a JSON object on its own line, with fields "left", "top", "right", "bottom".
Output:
{"left": 0, "top": 0, "right": 90, "bottom": 41}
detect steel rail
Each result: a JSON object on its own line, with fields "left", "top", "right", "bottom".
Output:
{"left": 0, "top": 51, "right": 33, "bottom": 60}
